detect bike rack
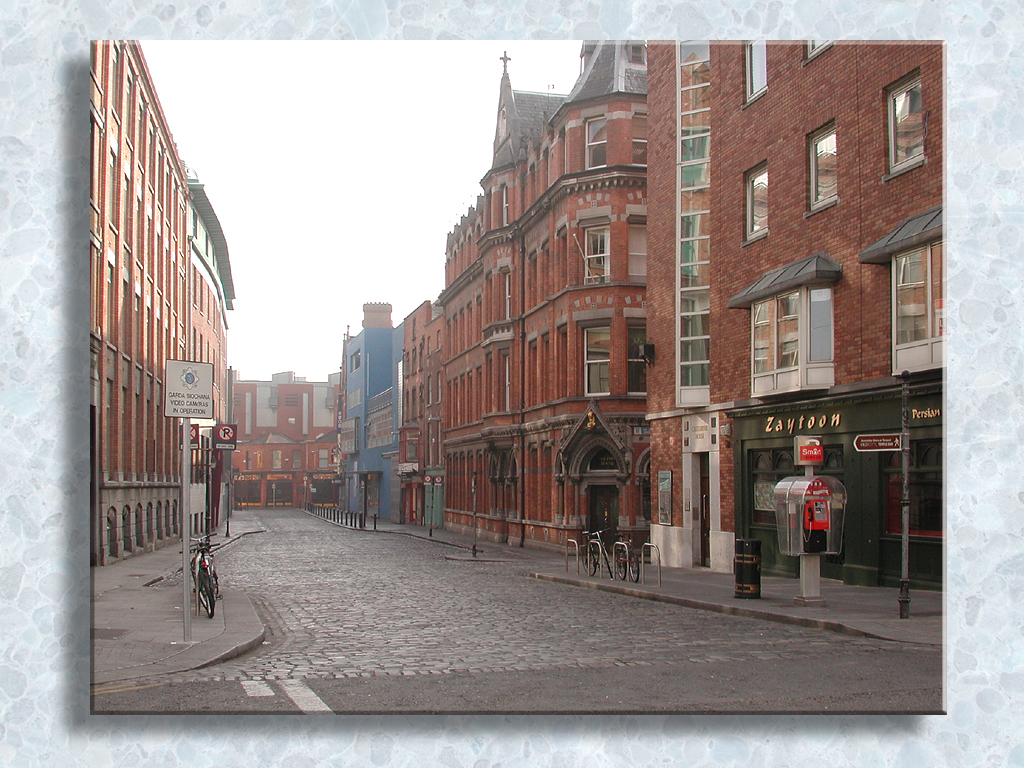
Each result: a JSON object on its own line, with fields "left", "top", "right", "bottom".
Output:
{"left": 566, "top": 539, "right": 580, "bottom": 574}
{"left": 641, "top": 543, "right": 662, "bottom": 586}
{"left": 612, "top": 541, "right": 629, "bottom": 580}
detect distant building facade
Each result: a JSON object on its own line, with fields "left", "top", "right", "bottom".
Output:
{"left": 338, "top": 304, "right": 404, "bottom": 522}
{"left": 397, "top": 301, "right": 446, "bottom": 527}
{"left": 439, "top": 42, "right": 652, "bottom": 551}
{"left": 230, "top": 371, "right": 342, "bottom": 510}
{"left": 90, "top": 41, "right": 235, "bottom": 565}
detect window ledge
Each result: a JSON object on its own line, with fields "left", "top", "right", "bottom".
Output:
{"left": 805, "top": 197, "right": 839, "bottom": 218}
{"left": 883, "top": 155, "right": 926, "bottom": 182}
{"left": 742, "top": 229, "right": 769, "bottom": 247}
{"left": 742, "top": 89, "right": 767, "bottom": 109}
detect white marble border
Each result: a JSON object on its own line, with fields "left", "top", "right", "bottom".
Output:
{"left": 1, "top": 0, "right": 1019, "bottom": 765}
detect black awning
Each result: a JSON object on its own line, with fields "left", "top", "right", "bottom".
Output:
{"left": 727, "top": 252, "right": 842, "bottom": 309}
{"left": 859, "top": 205, "right": 943, "bottom": 264}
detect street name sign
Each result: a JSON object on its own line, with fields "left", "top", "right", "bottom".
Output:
{"left": 164, "top": 360, "right": 215, "bottom": 419}
{"left": 854, "top": 434, "right": 902, "bottom": 452}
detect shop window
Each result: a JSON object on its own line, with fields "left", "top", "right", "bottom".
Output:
{"left": 884, "top": 441, "right": 942, "bottom": 537}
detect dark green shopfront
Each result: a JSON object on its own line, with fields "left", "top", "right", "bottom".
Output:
{"left": 728, "top": 376, "right": 943, "bottom": 590}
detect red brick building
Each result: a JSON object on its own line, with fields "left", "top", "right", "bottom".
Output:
{"left": 231, "top": 371, "right": 343, "bottom": 510}
{"left": 397, "top": 301, "right": 446, "bottom": 526}
{"left": 439, "top": 42, "right": 652, "bottom": 551}
{"left": 645, "top": 41, "right": 943, "bottom": 587}
{"left": 90, "top": 41, "right": 235, "bottom": 565}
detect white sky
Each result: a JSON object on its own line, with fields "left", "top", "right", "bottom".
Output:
{"left": 139, "top": 40, "right": 584, "bottom": 383}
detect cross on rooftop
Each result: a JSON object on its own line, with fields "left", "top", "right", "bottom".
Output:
{"left": 500, "top": 51, "right": 511, "bottom": 73}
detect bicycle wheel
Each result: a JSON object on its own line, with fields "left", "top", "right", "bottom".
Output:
{"left": 628, "top": 551, "right": 640, "bottom": 582}
{"left": 587, "top": 542, "right": 600, "bottom": 577}
{"left": 197, "top": 569, "right": 216, "bottom": 618}
{"left": 615, "top": 550, "right": 627, "bottom": 580}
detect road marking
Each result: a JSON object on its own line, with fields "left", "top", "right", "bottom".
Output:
{"left": 240, "top": 680, "right": 274, "bottom": 697}
{"left": 279, "top": 679, "right": 333, "bottom": 713}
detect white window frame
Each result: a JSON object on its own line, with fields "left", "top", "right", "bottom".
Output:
{"left": 745, "top": 164, "right": 768, "bottom": 239}
{"left": 888, "top": 77, "right": 925, "bottom": 174}
{"left": 893, "top": 241, "right": 944, "bottom": 373}
{"left": 810, "top": 125, "right": 838, "bottom": 210}
{"left": 750, "top": 287, "right": 834, "bottom": 396}
{"left": 584, "top": 326, "right": 611, "bottom": 396}
{"left": 806, "top": 40, "right": 833, "bottom": 60}
{"left": 584, "top": 226, "right": 610, "bottom": 284}
{"left": 627, "top": 326, "right": 647, "bottom": 395}
{"left": 586, "top": 116, "right": 607, "bottom": 169}
{"left": 745, "top": 41, "right": 767, "bottom": 101}
{"left": 628, "top": 224, "right": 647, "bottom": 282}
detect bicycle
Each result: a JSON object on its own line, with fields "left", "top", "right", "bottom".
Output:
{"left": 585, "top": 528, "right": 614, "bottom": 578}
{"left": 613, "top": 534, "right": 640, "bottom": 583}
{"left": 190, "top": 535, "right": 219, "bottom": 619}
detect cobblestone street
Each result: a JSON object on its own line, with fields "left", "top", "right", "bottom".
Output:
{"left": 95, "top": 507, "right": 942, "bottom": 713}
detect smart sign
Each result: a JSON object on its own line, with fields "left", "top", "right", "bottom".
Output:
{"left": 164, "top": 360, "right": 215, "bottom": 419}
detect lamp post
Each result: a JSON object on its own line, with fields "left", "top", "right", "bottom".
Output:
{"left": 471, "top": 472, "right": 478, "bottom": 558}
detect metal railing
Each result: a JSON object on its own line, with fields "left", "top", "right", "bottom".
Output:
{"left": 641, "top": 542, "right": 662, "bottom": 586}
{"left": 566, "top": 539, "right": 581, "bottom": 573}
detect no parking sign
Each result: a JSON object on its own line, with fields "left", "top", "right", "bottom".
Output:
{"left": 215, "top": 423, "right": 238, "bottom": 450}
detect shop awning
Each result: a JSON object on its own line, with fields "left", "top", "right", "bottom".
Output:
{"left": 859, "top": 205, "right": 943, "bottom": 264}
{"left": 727, "top": 252, "right": 842, "bottom": 309}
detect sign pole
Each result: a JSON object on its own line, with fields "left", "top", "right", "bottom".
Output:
{"left": 181, "top": 420, "right": 192, "bottom": 643}
{"left": 898, "top": 371, "right": 912, "bottom": 619}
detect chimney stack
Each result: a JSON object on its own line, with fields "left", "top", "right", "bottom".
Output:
{"left": 362, "top": 302, "right": 393, "bottom": 329}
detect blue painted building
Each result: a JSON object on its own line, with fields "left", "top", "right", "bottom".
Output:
{"left": 338, "top": 303, "right": 404, "bottom": 521}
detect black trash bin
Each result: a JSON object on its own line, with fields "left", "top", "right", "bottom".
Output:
{"left": 734, "top": 538, "right": 762, "bottom": 599}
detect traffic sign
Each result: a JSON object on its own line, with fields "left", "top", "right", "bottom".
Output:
{"left": 215, "top": 423, "right": 238, "bottom": 450}
{"left": 854, "top": 434, "right": 902, "bottom": 452}
{"left": 164, "top": 360, "right": 215, "bottom": 419}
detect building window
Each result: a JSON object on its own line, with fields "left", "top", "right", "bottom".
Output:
{"left": 584, "top": 226, "right": 609, "bottom": 284}
{"left": 272, "top": 450, "right": 282, "bottom": 470}
{"left": 893, "top": 241, "right": 944, "bottom": 372}
{"left": 627, "top": 327, "right": 647, "bottom": 394}
{"left": 628, "top": 225, "right": 647, "bottom": 281}
{"left": 888, "top": 78, "right": 925, "bottom": 173}
{"left": 745, "top": 164, "right": 768, "bottom": 239}
{"left": 751, "top": 288, "right": 834, "bottom": 395}
{"left": 584, "top": 327, "right": 611, "bottom": 395}
{"left": 884, "top": 441, "right": 942, "bottom": 537}
{"left": 806, "top": 40, "right": 832, "bottom": 59}
{"left": 586, "top": 117, "right": 607, "bottom": 169}
{"left": 629, "top": 44, "right": 645, "bottom": 65}
{"left": 319, "top": 449, "right": 329, "bottom": 468}
{"left": 631, "top": 114, "right": 648, "bottom": 165}
{"left": 501, "top": 184, "right": 509, "bottom": 226}
{"left": 350, "top": 350, "right": 361, "bottom": 372}
{"left": 810, "top": 125, "right": 838, "bottom": 209}
{"left": 745, "top": 41, "right": 767, "bottom": 101}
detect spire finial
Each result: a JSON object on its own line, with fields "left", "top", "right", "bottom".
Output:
{"left": 500, "top": 50, "right": 511, "bottom": 74}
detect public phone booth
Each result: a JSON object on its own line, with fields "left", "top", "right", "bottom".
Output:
{"left": 773, "top": 474, "right": 847, "bottom": 606}
{"left": 772, "top": 475, "right": 846, "bottom": 557}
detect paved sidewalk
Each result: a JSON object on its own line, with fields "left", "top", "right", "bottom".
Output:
{"left": 91, "top": 512, "right": 269, "bottom": 686}
{"left": 92, "top": 507, "right": 942, "bottom": 687}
